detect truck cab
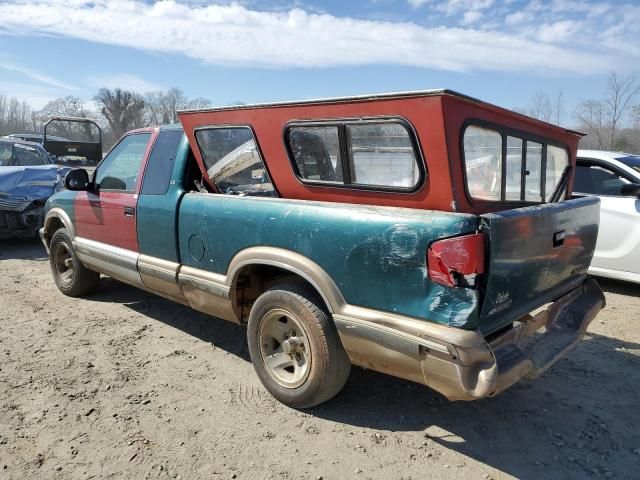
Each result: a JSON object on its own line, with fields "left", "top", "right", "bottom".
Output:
{"left": 40, "top": 90, "right": 605, "bottom": 408}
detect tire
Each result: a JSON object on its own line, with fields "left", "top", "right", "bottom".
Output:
{"left": 247, "top": 284, "right": 351, "bottom": 408}
{"left": 49, "top": 228, "right": 100, "bottom": 297}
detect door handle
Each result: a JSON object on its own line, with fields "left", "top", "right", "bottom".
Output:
{"left": 124, "top": 207, "right": 136, "bottom": 217}
{"left": 553, "top": 230, "right": 565, "bottom": 247}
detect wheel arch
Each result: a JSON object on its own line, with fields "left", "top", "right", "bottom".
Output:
{"left": 226, "top": 247, "right": 346, "bottom": 322}
{"left": 42, "top": 208, "right": 75, "bottom": 247}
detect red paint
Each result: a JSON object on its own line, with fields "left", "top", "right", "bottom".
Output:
{"left": 427, "top": 233, "right": 486, "bottom": 288}
{"left": 75, "top": 128, "right": 157, "bottom": 251}
{"left": 178, "top": 92, "right": 582, "bottom": 214}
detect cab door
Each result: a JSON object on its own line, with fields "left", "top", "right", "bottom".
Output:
{"left": 75, "top": 132, "right": 154, "bottom": 251}
{"left": 574, "top": 160, "right": 640, "bottom": 278}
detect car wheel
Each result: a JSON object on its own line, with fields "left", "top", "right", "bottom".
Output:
{"left": 247, "top": 284, "right": 351, "bottom": 408}
{"left": 49, "top": 228, "right": 100, "bottom": 297}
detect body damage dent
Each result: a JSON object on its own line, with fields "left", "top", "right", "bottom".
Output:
{"left": 0, "top": 166, "right": 66, "bottom": 238}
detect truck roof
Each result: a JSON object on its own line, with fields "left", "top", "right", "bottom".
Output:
{"left": 179, "top": 89, "right": 471, "bottom": 113}
{"left": 178, "top": 88, "right": 583, "bottom": 137}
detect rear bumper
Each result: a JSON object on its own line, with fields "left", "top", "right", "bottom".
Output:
{"left": 334, "top": 278, "right": 605, "bottom": 401}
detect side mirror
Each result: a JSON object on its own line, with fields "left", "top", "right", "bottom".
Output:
{"left": 65, "top": 168, "right": 91, "bottom": 191}
{"left": 620, "top": 183, "right": 640, "bottom": 198}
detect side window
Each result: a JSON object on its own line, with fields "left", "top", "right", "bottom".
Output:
{"left": 524, "top": 141, "right": 543, "bottom": 202}
{"left": 287, "top": 120, "right": 423, "bottom": 191}
{"left": 347, "top": 123, "right": 420, "bottom": 188}
{"left": 574, "top": 163, "right": 630, "bottom": 196}
{"left": 505, "top": 136, "right": 523, "bottom": 201}
{"left": 289, "top": 126, "right": 343, "bottom": 183}
{"left": 141, "top": 130, "right": 184, "bottom": 195}
{"left": 194, "top": 127, "right": 276, "bottom": 196}
{"left": 463, "top": 126, "right": 502, "bottom": 201}
{"left": 546, "top": 146, "right": 569, "bottom": 201}
{"left": 96, "top": 133, "right": 151, "bottom": 192}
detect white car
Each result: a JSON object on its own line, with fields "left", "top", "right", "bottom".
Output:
{"left": 575, "top": 150, "right": 640, "bottom": 283}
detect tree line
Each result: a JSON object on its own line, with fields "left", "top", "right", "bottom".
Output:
{"left": 517, "top": 72, "right": 640, "bottom": 152}
{"left": 0, "top": 87, "right": 212, "bottom": 148}
{"left": 1, "top": 73, "right": 639, "bottom": 152}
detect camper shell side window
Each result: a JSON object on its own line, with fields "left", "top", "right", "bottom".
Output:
{"left": 284, "top": 118, "right": 425, "bottom": 193}
{"left": 194, "top": 126, "right": 277, "bottom": 197}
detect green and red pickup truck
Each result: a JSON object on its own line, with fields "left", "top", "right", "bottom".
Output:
{"left": 40, "top": 89, "right": 605, "bottom": 408}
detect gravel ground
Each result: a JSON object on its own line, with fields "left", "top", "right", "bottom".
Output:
{"left": 0, "top": 239, "right": 639, "bottom": 480}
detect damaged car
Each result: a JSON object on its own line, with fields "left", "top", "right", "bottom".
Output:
{"left": 0, "top": 138, "right": 70, "bottom": 239}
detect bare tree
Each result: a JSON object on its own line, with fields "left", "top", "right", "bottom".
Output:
{"left": 35, "top": 96, "right": 99, "bottom": 140}
{"left": 575, "top": 100, "right": 607, "bottom": 150}
{"left": 524, "top": 90, "right": 565, "bottom": 126}
{"left": 554, "top": 90, "right": 564, "bottom": 126}
{"left": 186, "top": 97, "right": 212, "bottom": 110}
{"left": 604, "top": 72, "right": 640, "bottom": 149}
{"left": 145, "top": 88, "right": 212, "bottom": 125}
{"left": 530, "top": 91, "right": 553, "bottom": 122}
{"left": 94, "top": 88, "right": 146, "bottom": 140}
{"left": 0, "top": 94, "right": 35, "bottom": 136}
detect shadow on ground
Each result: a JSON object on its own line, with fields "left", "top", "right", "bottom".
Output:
{"left": 87, "top": 277, "right": 639, "bottom": 480}
{"left": 597, "top": 276, "right": 640, "bottom": 297}
{"left": 0, "top": 238, "right": 47, "bottom": 260}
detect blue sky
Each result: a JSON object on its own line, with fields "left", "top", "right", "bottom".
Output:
{"left": 0, "top": 0, "right": 638, "bottom": 125}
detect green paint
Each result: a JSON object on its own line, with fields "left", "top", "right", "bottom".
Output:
{"left": 137, "top": 135, "right": 191, "bottom": 262}
{"left": 45, "top": 189, "right": 76, "bottom": 224}
{"left": 178, "top": 194, "right": 481, "bottom": 327}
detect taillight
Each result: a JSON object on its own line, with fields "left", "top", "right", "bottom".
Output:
{"left": 427, "top": 233, "right": 485, "bottom": 288}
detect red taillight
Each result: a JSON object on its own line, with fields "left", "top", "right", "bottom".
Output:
{"left": 427, "top": 233, "right": 486, "bottom": 288}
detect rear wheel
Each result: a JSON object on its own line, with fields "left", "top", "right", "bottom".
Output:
{"left": 247, "top": 284, "right": 351, "bottom": 408}
{"left": 49, "top": 228, "right": 100, "bottom": 297}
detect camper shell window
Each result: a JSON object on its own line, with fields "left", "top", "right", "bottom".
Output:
{"left": 194, "top": 126, "right": 276, "bottom": 197}
{"left": 285, "top": 118, "right": 424, "bottom": 192}
{"left": 462, "top": 121, "right": 569, "bottom": 204}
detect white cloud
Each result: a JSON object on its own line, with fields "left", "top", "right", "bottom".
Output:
{"left": 461, "top": 10, "right": 484, "bottom": 25}
{"left": 0, "top": 62, "right": 77, "bottom": 91}
{"left": 535, "top": 19, "right": 581, "bottom": 43}
{"left": 0, "top": 0, "right": 632, "bottom": 76}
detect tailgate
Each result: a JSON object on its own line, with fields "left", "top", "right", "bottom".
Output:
{"left": 478, "top": 196, "right": 600, "bottom": 335}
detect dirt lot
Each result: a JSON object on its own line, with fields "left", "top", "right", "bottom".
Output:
{"left": 0, "top": 239, "right": 638, "bottom": 480}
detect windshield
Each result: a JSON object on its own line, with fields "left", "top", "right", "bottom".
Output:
{"left": 616, "top": 155, "right": 640, "bottom": 175}
{"left": 0, "top": 142, "right": 49, "bottom": 167}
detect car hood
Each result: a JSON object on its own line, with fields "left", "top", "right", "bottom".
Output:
{"left": 0, "top": 165, "right": 67, "bottom": 211}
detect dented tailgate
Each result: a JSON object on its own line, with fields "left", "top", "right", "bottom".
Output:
{"left": 478, "top": 196, "right": 600, "bottom": 335}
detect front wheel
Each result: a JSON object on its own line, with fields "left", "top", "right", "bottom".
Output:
{"left": 49, "top": 228, "right": 100, "bottom": 297}
{"left": 247, "top": 284, "right": 351, "bottom": 408}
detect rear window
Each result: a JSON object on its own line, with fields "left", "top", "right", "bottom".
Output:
{"left": 286, "top": 119, "right": 423, "bottom": 191}
{"left": 463, "top": 124, "right": 569, "bottom": 203}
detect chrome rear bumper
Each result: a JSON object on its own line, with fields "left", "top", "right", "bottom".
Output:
{"left": 334, "top": 278, "right": 605, "bottom": 401}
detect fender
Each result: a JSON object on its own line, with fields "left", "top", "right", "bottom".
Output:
{"left": 226, "top": 246, "right": 347, "bottom": 314}
{"left": 41, "top": 207, "right": 76, "bottom": 251}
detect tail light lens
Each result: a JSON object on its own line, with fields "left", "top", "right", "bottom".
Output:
{"left": 427, "top": 233, "right": 486, "bottom": 288}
